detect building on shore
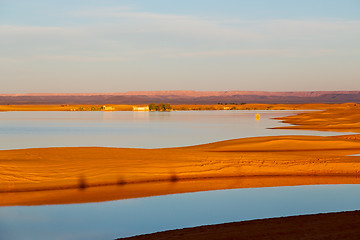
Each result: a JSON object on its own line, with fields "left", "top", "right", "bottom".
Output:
{"left": 133, "top": 106, "right": 150, "bottom": 111}
{"left": 102, "top": 105, "right": 114, "bottom": 111}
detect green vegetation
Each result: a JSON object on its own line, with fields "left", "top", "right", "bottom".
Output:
{"left": 217, "top": 102, "right": 239, "bottom": 105}
{"left": 149, "top": 103, "right": 172, "bottom": 111}
{"left": 75, "top": 105, "right": 108, "bottom": 111}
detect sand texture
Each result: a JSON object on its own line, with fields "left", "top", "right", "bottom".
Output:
{"left": 118, "top": 210, "right": 360, "bottom": 240}
{"left": 275, "top": 104, "right": 360, "bottom": 133}
{"left": 1, "top": 106, "right": 360, "bottom": 206}
{"left": 2, "top": 134, "right": 360, "bottom": 206}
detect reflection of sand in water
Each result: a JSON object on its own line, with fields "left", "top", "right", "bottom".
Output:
{"left": 2, "top": 176, "right": 360, "bottom": 206}
{"left": 2, "top": 134, "right": 360, "bottom": 206}
{"left": 2, "top": 107, "right": 360, "bottom": 206}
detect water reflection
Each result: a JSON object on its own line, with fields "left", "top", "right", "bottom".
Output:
{"left": 0, "top": 111, "right": 350, "bottom": 150}
{"left": 1, "top": 184, "right": 360, "bottom": 240}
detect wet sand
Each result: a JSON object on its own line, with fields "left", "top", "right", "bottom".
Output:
{"left": 118, "top": 210, "right": 360, "bottom": 240}
{"left": 2, "top": 176, "right": 360, "bottom": 206}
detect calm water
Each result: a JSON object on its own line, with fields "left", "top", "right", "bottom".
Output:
{"left": 0, "top": 110, "right": 358, "bottom": 240}
{"left": 0, "top": 110, "right": 347, "bottom": 150}
{"left": 1, "top": 185, "right": 360, "bottom": 240}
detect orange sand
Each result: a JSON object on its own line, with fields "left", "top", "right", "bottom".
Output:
{"left": 275, "top": 103, "right": 360, "bottom": 133}
{"left": 0, "top": 104, "right": 133, "bottom": 111}
{"left": 2, "top": 134, "right": 360, "bottom": 206}
{"left": 1, "top": 105, "right": 360, "bottom": 206}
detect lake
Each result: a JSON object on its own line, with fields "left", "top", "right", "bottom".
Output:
{"left": 1, "top": 185, "right": 360, "bottom": 240}
{"left": 0, "top": 110, "right": 358, "bottom": 240}
{"left": 0, "top": 110, "right": 347, "bottom": 150}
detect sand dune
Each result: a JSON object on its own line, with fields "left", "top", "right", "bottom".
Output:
{"left": 2, "top": 134, "right": 360, "bottom": 206}
{"left": 274, "top": 104, "right": 360, "bottom": 133}
{"left": 2, "top": 105, "right": 360, "bottom": 206}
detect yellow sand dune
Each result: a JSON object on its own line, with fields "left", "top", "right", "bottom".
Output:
{"left": 1, "top": 134, "right": 360, "bottom": 206}
{"left": 2, "top": 105, "right": 360, "bottom": 206}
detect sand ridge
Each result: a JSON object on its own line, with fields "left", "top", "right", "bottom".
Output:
{"left": 274, "top": 104, "right": 360, "bottom": 133}
{"left": 2, "top": 134, "right": 360, "bottom": 206}
{"left": 2, "top": 105, "right": 360, "bottom": 206}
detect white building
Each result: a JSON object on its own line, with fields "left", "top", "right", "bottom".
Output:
{"left": 133, "top": 106, "right": 150, "bottom": 111}
{"left": 102, "top": 105, "right": 114, "bottom": 111}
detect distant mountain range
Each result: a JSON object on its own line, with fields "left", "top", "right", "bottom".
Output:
{"left": 1, "top": 91, "right": 360, "bottom": 105}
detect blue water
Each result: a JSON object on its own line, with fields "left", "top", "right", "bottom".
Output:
{"left": 1, "top": 185, "right": 360, "bottom": 240}
{"left": 0, "top": 110, "right": 348, "bottom": 150}
{"left": 0, "top": 110, "right": 357, "bottom": 240}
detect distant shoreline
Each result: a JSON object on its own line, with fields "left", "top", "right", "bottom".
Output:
{"left": 2, "top": 102, "right": 360, "bottom": 240}
{"left": 0, "top": 103, "right": 356, "bottom": 111}
{"left": 2, "top": 105, "right": 360, "bottom": 206}
{"left": 1, "top": 90, "right": 360, "bottom": 105}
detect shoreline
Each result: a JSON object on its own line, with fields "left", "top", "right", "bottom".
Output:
{"left": 117, "top": 210, "right": 360, "bottom": 240}
{"left": 0, "top": 103, "right": 354, "bottom": 111}
{"left": 2, "top": 176, "right": 360, "bottom": 206}
{"left": 2, "top": 104, "right": 360, "bottom": 239}
{"left": 2, "top": 133, "right": 360, "bottom": 206}
{"left": 273, "top": 104, "right": 360, "bottom": 133}
{"left": 1, "top": 104, "right": 360, "bottom": 206}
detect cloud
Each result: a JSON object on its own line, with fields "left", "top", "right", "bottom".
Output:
{"left": 178, "top": 49, "right": 336, "bottom": 58}
{"left": 69, "top": 7, "right": 360, "bottom": 42}
{"left": 258, "top": 19, "right": 360, "bottom": 40}
{"left": 69, "top": 7, "right": 260, "bottom": 41}
{"left": 1, "top": 6, "right": 359, "bottom": 63}
{"left": 39, "top": 55, "right": 128, "bottom": 62}
{"left": 0, "top": 55, "right": 127, "bottom": 63}
{"left": 0, "top": 25, "right": 78, "bottom": 36}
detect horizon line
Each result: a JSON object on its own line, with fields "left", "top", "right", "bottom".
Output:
{"left": 1, "top": 90, "right": 360, "bottom": 96}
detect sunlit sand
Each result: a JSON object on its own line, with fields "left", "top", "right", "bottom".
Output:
{"left": 1, "top": 104, "right": 360, "bottom": 207}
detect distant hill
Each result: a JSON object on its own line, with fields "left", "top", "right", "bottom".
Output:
{"left": 0, "top": 91, "right": 360, "bottom": 105}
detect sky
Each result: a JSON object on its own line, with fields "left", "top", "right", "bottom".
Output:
{"left": 1, "top": 0, "right": 359, "bottom": 93}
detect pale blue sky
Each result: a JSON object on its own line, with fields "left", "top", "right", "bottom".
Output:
{"left": 1, "top": 0, "right": 359, "bottom": 93}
